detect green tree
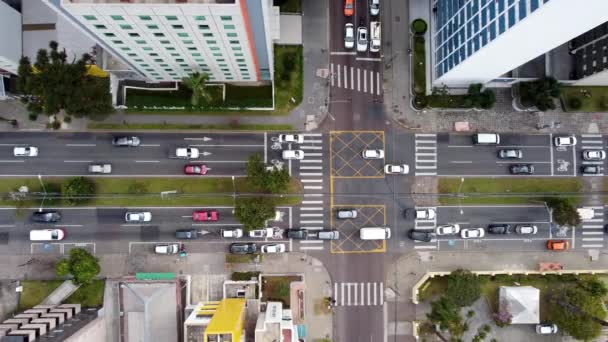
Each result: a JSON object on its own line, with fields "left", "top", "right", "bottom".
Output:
{"left": 245, "top": 154, "right": 268, "bottom": 190}
{"left": 245, "top": 154, "right": 291, "bottom": 194}
{"left": 545, "top": 197, "right": 581, "bottom": 226}
{"left": 235, "top": 197, "right": 275, "bottom": 231}
{"left": 427, "top": 296, "right": 467, "bottom": 338}
{"left": 446, "top": 269, "right": 481, "bottom": 307}
{"left": 550, "top": 286, "right": 606, "bottom": 341}
{"left": 265, "top": 168, "right": 291, "bottom": 194}
{"left": 55, "top": 248, "right": 100, "bottom": 284}
{"left": 519, "top": 77, "right": 560, "bottom": 111}
{"left": 62, "top": 177, "right": 96, "bottom": 205}
{"left": 578, "top": 276, "right": 608, "bottom": 298}
{"left": 181, "top": 72, "right": 212, "bottom": 107}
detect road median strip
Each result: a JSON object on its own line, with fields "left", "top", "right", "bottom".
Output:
{"left": 87, "top": 122, "right": 294, "bottom": 131}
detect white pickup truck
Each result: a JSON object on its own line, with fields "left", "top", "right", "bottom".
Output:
{"left": 370, "top": 21, "right": 381, "bottom": 53}
{"left": 88, "top": 164, "right": 112, "bottom": 174}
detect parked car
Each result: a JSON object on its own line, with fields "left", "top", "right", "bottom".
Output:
{"left": 282, "top": 150, "right": 304, "bottom": 160}
{"left": 583, "top": 150, "right": 606, "bottom": 160}
{"left": 337, "top": 208, "right": 358, "bottom": 219}
{"left": 498, "top": 149, "right": 522, "bottom": 159}
{"left": 32, "top": 210, "right": 62, "bottom": 223}
{"left": 344, "top": 23, "right": 355, "bottom": 49}
{"left": 487, "top": 224, "right": 512, "bottom": 234}
{"left": 112, "top": 136, "right": 140, "bottom": 147}
{"left": 88, "top": 163, "right": 112, "bottom": 174}
{"left": 384, "top": 164, "right": 409, "bottom": 175}
{"left": 155, "top": 243, "right": 180, "bottom": 254}
{"left": 261, "top": 243, "right": 286, "bottom": 254}
{"left": 369, "top": 0, "right": 380, "bottom": 15}
{"left": 184, "top": 164, "right": 208, "bottom": 175}
{"left": 343, "top": 0, "right": 354, "bottom": 16}
{"left": 221, "top": 228, "right": 243, "bottom": 238}
{"left": 536, "top": 323, "right": 558, "bottom": 335}
{"left": 175, "top": 229, "right": 197, "bottom": 239}
{"left": 249, "top": 228, "right": 274, "bottom": 238}
{"left": 413, "top": 208, "right": 436, "bottom": 220}
{"left": 546, "top": 240, "right": 569, "bottom": 251}
{"left": 229, "top": 243, "right": 257, "bottom": 254}
{"left": 407, "top": 229, "right": 434, "bottom": 242}
{"left": 554, "top": 135, "right": 577, "bottom": 147}
{"left": 461, "top": 228, "right": 485, "bottom": 239}
{"left": 13, "top": 146, "right": 38, "bottom": 157}
{"left": 581, "top": 165, "right": 602, "bottom": 175}
{"left": 125, "top": 211, "right": 152, "bottom": 223}
{"left": 356, "top": 26, "right": 368, "bottom": 52}
{"left": 175, "top": 147, "right": 200, "bottom": 159}
{"left": 318, "top": 230, "right": 340, "bottom": 240}
{"left": 515, "top": 225, "right": 538, "bottom": 235}
{"left": 509, "top": 164, "right": 534, "bottom": 175}
{"left": 278, "top": 134, "right": 304, "bottom": 144}
{"left": 287, "top": 229, "right": 308, "bottom": 240}
{"left": 30, "top": 229, "right": 64, "bottom": 241}
{"left": 435, "top": 224, "right": 460, "bottom": 236}
{"left": 361, "top": 149, "right": 384, "bottom": 159}
{"left": 192, "top": 210, "right": 218, "bottom": 221}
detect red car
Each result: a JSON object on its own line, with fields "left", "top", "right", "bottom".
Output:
{"left": 344, "top": 0, "right": 354, "bottom": 16}
{"left": 184, "top": 164, "right": 208, "bottom": 175}
{"left": 192, "top": 210, "right": 218, "bottom": 222}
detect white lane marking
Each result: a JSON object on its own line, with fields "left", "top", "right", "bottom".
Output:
{"left": 264, "top": 132, "right": 268, "bottom": 163}
{"left": 299, "top": 245, "right": 324, "bottom": 250}
{"left": 581, "top": 140, "right": 603, "bottom": 144}
{"left": 303, "top": 133, "right": 322, "bottom": 137}
{"left": 330, "top": 63, "right": 335, "bottom": 86}
{"left": 496, "top": 161, "right": 552, "bottom": 164}
{"left": 301, "top": 146, "right": 323, "bottom": 150}
{"left": 300, "top": 207, "right": 324, "bottom": 211}
{"left": 373, "top": 282, "right": 377, "bottom": 305}
{"left": 139, "top": 144, "right": 161, "bottom": 147}
{"left": 303, "top": 193, "right": 323, "bottom": 197}
{"left": 299, "top": 220, "right": 323, "bottom": 224}
{"left": 549, "top": 133, "right": 554, "bottom": 176}
{"left": 302, "top": 201, "right": 323, "bottom": 204}
{"left": 0, "top": 224, "right": 15, "bottom": 227}
{"left": 367, "top": 283, "right": 371, "bottom": 305}
{"left": 337, "top": 64, "right": 341, "bottom": 87}
{"left": 334, "top": 283, "right": 339, "bottom": 306}
{"left": 66, "top": 144, "right": 96, "bottom": 147}
{"left": 306, "top": 153, "right": 323, "bottom": 157}
{"left": 357, "top": 68, "right": 361, "bottom": 91}
{"left": 300, "top": 159, "right": 323, "bottom": 163}
{"left": 196, "top": 160, "right": 247, "bottom": 163}
{"left": 351, "top": 66, "right": 354, "bottom": 90}
{"left": 134, "top": 160, "right": 160, "bottom": 163}
{"left": 370, "top": 71, "right": 373, "bottom": 96}
{"left": 304, "top": 186, "right": 323, "bottom": 190}
{"left": 303, "top": 139, "right": 323, "bottom": 143}
{"left": 581, "top": 237, "right": 604, "bottom": 241}
{"left": 356, "top": 57, "right": 382, "bottom": 61}
{"left": 376, "top": 72, "right": 380, "bottom": 95}
{"left": 582, "top": 244, "right": 604, "bottom": 248}
{"left": 415, "top": 172, "right": 438, "bottom": 176}
{"left": 450, "top": 161, "right": 473, "bottom": 164}
{"left": 414, "top": 245, "right": 438, "bottom": 249}
{"left": 300, "top": 166, "right": 323, "bottom": 170}
{"left": 343, "top": 65, "right": 348, "bottom": 88}
{"left": 300, "top": 240, "right": 324, "bottom": 244}
{"left": 299, "top": 173, "right": 323, "bottom": 176}
{"left": 0, "top": 160, "right": 25, "bottom": 163}
{"left": 573, "top": 144, "right": 577, "bottom": 177}
{"left": 582, "top": 134, "right": 603, "bottom": 138}
{"left": 380, "top": 282, "right": 384, "bottom": 305}
{"left": 301, "top": 179, "right": 322, "bottom": 183}
{"left": 581, "top": 146, "right": 603, "bottom": 150}
{"left": 58, "top": 224, "right": 83, "bottom": 227}
{"left": 63, "top": 160, "right": 92, "bottom": 163}
{"left": 363, "top": 70, "right": 367, "bottom": 93}
{"left": 446, "top": 145, "right": 473, "bottom": 148}
{"left": 189, "top": 144, "right": 264, "bottom": 147}
{"left": 330, "top": 51, "right": 356, "bottom": 55}
{"left": 582, "top": 231, "right": 604, "bottom": 235}
{"left": 191, "top": 223, "right": 243, "bottom": 226}
{"left": 415, "top": 165, "right": 437, "bottom": 169}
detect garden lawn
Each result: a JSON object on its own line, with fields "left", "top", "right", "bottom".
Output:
{"left": 125, "top": 85, "right": 223, "bottom": 109}
{"left": 63, "top": 280, "right": 105, "bottom": 307}
{"left": 274, "top": 45, "right": 303, "bottom": 115}
{"left": 18, "top": 280, "right": 63, "bottom": 311}
{"left": 413, "top": 36, "right": 426, "bottom": 95}
{"left": 561, "top": 86, "right": 608, "bottom": 112}
{"left": 261, "top": 275, "right": 302, "bottom": 308}
{"left": 426, "top": 94, "right": 470, "bottom": 108}
{"left": 438, "top": 178, "right": 582, "bottom": 205}
{"left": 225, "top": 254, "right": 263, "bottom": 264}
{"left": 88, "top": 122, "right": 293, "bottom": 131}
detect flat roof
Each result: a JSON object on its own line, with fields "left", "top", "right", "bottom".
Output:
{"left": 205, "top": 298, "right": 245, "bottom": 334}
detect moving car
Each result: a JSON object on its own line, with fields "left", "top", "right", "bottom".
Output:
{"left": 184, "top": 164, "right": 208, "bottom": 175}
{"left": 175, "top": 147, "right": 200, "bottom": 159}
{"left": 282, "top": 150, "right": 304, "bottom": 160}
{"left": 498, "top": 149, "right": 522, "bottom": 159}
{"left": 155, "top": 243, "right": 180, "bottom": 254}
{"left": 536, "top": 323, "right": 558, "bottom": 335}
{"left": 461, "top": 228, "right": 485, "bottom": 239}
{"left": 32, "top": 210, "right": 62, "bottom": 223}
{"left": 583, "top": 150, "right": 606, "bottom": 160}
{"left": 435, "top": 224, "right": 460, "bottom": 236}
{"left": 370, "top": 0, "right": 380, "bottom": 15}
{"left": 175, "top": 229, "right": 197, "bottom": 239}
{"left": 192, "top": 210, "right": 218, "bottom": 221}
{"left": 344, "top": 23, "right": 355, "bottom": 49}
{"left": 487, "top": 224, "right": 512, "bottom": 234}
{"left": 229, "top": 243, "right": 257, "bottom": 254}
{"left": 13, "top": 146, "right": 38, "bottom": 157}
{"left": 261, "top": 243, "right": 286, "bottom": 254}
{"left": 407, "top": 229, "right": 434, "bottom": 242}
{"left": 581, "top": 165, "right": 602, "bottom": 175}
{"left": 249, "top": 228, "right": 273, "bottom": 238}
{"left": 88, "top": 164, "right": 112, "bottom": 174}
{"left": 343, "top": 0, "right": 354, "bottom": 16}
{"left": 337, "top": 208, "right": 358, "bottom": 219}
{"left": 509, "top": 164, "right": 534, "bottom": 175}
{"left": 515, "top": 225, "right": 538, "bottom": 235}
{"left": 125, "top": 211, "right": 152, "bottom": 223}
{"left": 318, "top": 230, "right": 340, "bottom": 240}
{"left": 361, "top": 149, "right": 384, "bottom": 159}
{"left": 278, "top": 134, "right": 304, "bottom": 144}
{"left": 360, "top": 227, "right": 391, "bottom": 240}
{"left": 546, "top": 240, "right": 569, "bottom": 251}
{"left": 384, "top": 164, "right": 409, "bottom": 175}
{"left": 287, "top": 229, "right": 309, "bottom": 240}
{"left": 112, "top": 136, "right": 140, "bottom": 147}
{"left": 29, "top": 228, "right": 65, "bottom": 241}
{"left": 554, "top": 135, "right": 577, "bottom": 147}
{"left": 414, "top": 208, "right": 436, "bottom": 220}
{"left": 221, "top": 228, "right": 243, "bottom": 238}
{"left": 356, "top": 26, "right": 368, "bottom": 52}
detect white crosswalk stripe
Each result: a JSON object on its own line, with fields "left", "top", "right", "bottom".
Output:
{"left": 330, "top": 63, "right": 382, "bottom": 95}
{"left": 415, "top": 134, "right": 438, "bottom": 176}
{"left": 333, "top": 282, "right": 384, "bottom": 306}
{"left": 580, "top": 207, "right": 605, "bottom": 249}
{"left": 579, "top": 135, "right": 605, "bottom": 176}
{"left": 413, "top": 207, "right": 437, "bottom": 250}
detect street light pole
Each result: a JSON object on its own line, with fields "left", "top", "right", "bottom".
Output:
{"left": 231, "top": 176, "right": 236, "bottom": 214}
{"left": 457, "top": 177, "right": 465, "bottom": 215}
{"left": 37, "top": 174, "right": 47, "bottom": 212}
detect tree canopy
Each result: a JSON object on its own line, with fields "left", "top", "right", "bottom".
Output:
{"left": 549, "top": 285, "right": 606, "bottom": 341}
{"left": 427, "top": 296, "right": 467, "bottom": 338}
{"left": 446, "top": 269, "right": 481, "bottom": 307}
{"left": 245, "top": 154, "right": 291, "bottom": 194}
{"left": 545, "top": 197, "right": 581, "bottom": 227}
{"left": 181, "top": 72, "right": 212, "bottom": 107}
{"left": 62, "top": 177, "right": 96, "bottom": 205}
{"left": 55, "top": 248, "right": 100, "bottom": 284}
{"left": 235, "top": 197, "right": 275, "bottom": 231}
{"left": 519, "top": 77, "right": 560, "bottom": 111}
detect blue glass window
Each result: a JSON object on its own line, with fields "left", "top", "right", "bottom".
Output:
{"left": 499, "top": 15, "right": 506, "bottom": 33}
{"left": 508, "top": 7, "right": 516, "bottom": 27}
{"left": 498, "top": 0, "right": 505, "bottom": 13}
{"left": 467, "top": 21, "right": 473, "bottom": 37}
{"left": 472, "top": 15, "right": 479, "bottom": 33}
{"left": 473, "top": 37, "right": 480, "bottom": 52}
{"left": 489, "top": 23, "right": 496, "bottom": 40}
{"left": 519, "top": 0, "right": 527, "bottom": 19}
{"left": 481, "top": 31, "right": 487, "bottom": 46}
{"left": 481, "top": 10, "right": 487, "bottom": 27}
{"left": 530, "top": 0, "right": 539, "bottom": 12}
{"left": 508, "top": 0, "right": 515, "bottom": 5}
{"left": 489, "top": 2, "right": 496, "bottom": 19}
{"left": 467, "top": 40, "right": 473, "bottom": 56}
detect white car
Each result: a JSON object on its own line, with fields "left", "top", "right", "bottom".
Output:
{"left": 461, "top": 228, "right": 485, "bottom": 239}
{"left": 554, "top": 136, "right": 577, "bottom": 147}
{"left": 154, "top": 243, "right": 180, "bottom": 254}
{"left": 249, "top": 228, "right": 274, "bottom": 238}
{"left": 261, "top": 243, "right": 286, "bottom": 254}
{"left": 13, "top": 146, "right": 38, "bottom": 157}
{"left": 88, "top": 164, "right": 112, "bottom": 174}
{"left": 436, "top": 224, "right": 460, "bottom": 236}
{"left": 415, "top": 208, "right": 436, "bottom": 220}
{"left": 125, "top": 211, "right": 152, "bottom": 223}
{"left": 221, "top": 228, "right": 243, "bottom": 238}
{"left": 344, "top": 23, "right": 355, "bottom": 49}
{"left": 361, "top": 149, "right": 384, "bottom": 159}
{"left": 278, "top": 134, "right": 304, "bottom": 144}
{"left": 583, "top": 150, "right": 606, "bottom": 160}
{"left": 536, "top": 323, "right": 558, "bottom": 335}
{"left": 370, "top": 0, "right": 380, "bottom": 15}
{"left": 176, "top": 147, "right": 200, "bottom": 159}
{"left": 356, "top": 26, "right": 368, "bottom": 52}
{"left": 282, "top": 150, "right": 304, "bottom": 160}
{"left": 384, "top": 164, "right": 409, "bottom": 175}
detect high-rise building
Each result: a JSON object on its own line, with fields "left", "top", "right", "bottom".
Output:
{"left": 432, "top": 0, "right": 608, "bottom": 87}
{"left": 0, "top": 0, "right": 21, "bottom": 75}
{"left": 42, "top": 0, "right": 279, "bottom": 83}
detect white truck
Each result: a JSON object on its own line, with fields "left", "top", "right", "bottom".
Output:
{"left": 88, "top": 164, "right": 112, "bottom": 174}
{"left": 370, "top": 21, "right": 381, "bottom": 53}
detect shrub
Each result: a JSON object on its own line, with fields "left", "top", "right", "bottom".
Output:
{"left": 63, "top": 116, "right": 72, "bottom": 123}
{"left": 28, "top": 113, "right": 38, "bottom": 121}
{"left": 519, "top": 77, "right": 560, "bottom": 111}
{"left": 62, "top": 177, "right": 96, "bottom": 205}
{"left": 412, "top": 19, "right": 428, "bottom": 35}
{"left": 598, "top": 96, "right": 608, "bottom": 111}
{"left": 568, "top": 97, "right": 582, "bottom": 110}
{"left": 413, "top": 96, "right": 428, "bottom": 109}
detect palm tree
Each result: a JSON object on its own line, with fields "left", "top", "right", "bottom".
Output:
{"left": 181, "top": 72, "right": 211, "bottom": 107}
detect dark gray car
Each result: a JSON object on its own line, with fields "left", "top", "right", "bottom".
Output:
{"left": 229, "top": 243, "right": 257, "bottom": 254}
{"left": 112, "top": 136, "right": 140, "bottom": 147}
{"left": 175, "top": 229, "right": 197, "bottom": 239}
{"left": 32, "top": 211, "right": 62, "bottom": 223}
{"left": 407, "top": 229, "right": 434, "bottom": 242}
{"left": 287, "top": 229, "right": 308, "bottom": 240}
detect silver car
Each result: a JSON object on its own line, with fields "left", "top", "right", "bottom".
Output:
{"left": 583, "top": 150, "right": 606, "bottom": 160}
{"left": 344, "top": 23, "right": 355, "bottom": 49}
{"left": 498, "top": 149, "right": 522, "bottom": 159}
{"left": 356, "top": 26, "right": 368, "bottom": 52}
{"left": 337, "top": 209, "right": 358, "bottom": 219}
{"left": 361, "top": 149, "right": 384, "bottom": 159}
{"left": 436, "top": 224, "right": 460, "bottom": 236}
{"left": 125, "top": 211, "right": 152, "bottom": 223}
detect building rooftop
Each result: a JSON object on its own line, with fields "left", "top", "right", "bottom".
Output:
{"left": 64, "top": 0, "right": 236, "bottom": 4}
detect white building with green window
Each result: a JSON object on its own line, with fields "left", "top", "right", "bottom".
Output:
{"left": 42, "top": 0, "right": 279, "bottom": 83}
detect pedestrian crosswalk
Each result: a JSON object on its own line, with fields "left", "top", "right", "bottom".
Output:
{"left": 413, "top": 207, "right": 437, "bottom": 250}
{"left": 330, "top": 63, "right": 382, "bottom": 95}
{"left": 297, "top": 133, "right": 327, "bottom": 251}
{"left": 333, "top": 282, "right": 384, "bottom": 306}
{"left": 414, "top": 134, "right": 438, "bottom": 176}
{"left": 580, "top": 134, "right": 605, "bottom": 176}
{"left": 580, "top": 206, "right": 604, "bottom": 249}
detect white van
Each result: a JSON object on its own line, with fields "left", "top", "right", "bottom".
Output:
{"left": 370, "top": 21, "right": 381, "bottom": 52}
{"left": 360, "top": 227, "right": 391, "bottom": 240}
{"left": 30, "top": 229, "right": 65, "bottom": 241}
{"left": 473, "top": 133, "right": 500, "bottom": 145}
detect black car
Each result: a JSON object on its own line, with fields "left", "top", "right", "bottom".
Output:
{"left": 175, "top": 229, "right": 197, "bottom": 239}
{"left": 407, "top": 229, "right": 434, "bottom": 242}
{"left": 487, "top": 224, "right": 511, "bottom": 234}
{"left": 287, "top": 229, "right": 309, "bottom": 240}
{"left": 229, "top": 243, "right": 257, "bottom": 254}
{"left": 32, "top": 210, "right": 62, "bottom": 223}
{"left": 509, "top": 164, "right": 534, "bottom": 175}
{"left": 581, "top": 165, "right": 602, "bottom": 175}
{"left": 112, "top": 136, "right": 140, "bottom": 147}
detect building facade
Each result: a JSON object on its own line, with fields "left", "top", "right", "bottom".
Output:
{"left": 0, "top": 1, "right": 21, "bottom": 75}
{"left": 42, "top": 0, "right": 279, "bottom": 83}
{"left": 432, "top": 0, "right": 608, "bottom": 87}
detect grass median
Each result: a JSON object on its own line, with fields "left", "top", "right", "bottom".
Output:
{"left": 87, "top": 122, "right": 293, "bottom": 131}
{"left": 438, "top": 178, "right": 583, "bottom": 205}
{"left": 1, "top": 177, "right": 302, "bottom": 207}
